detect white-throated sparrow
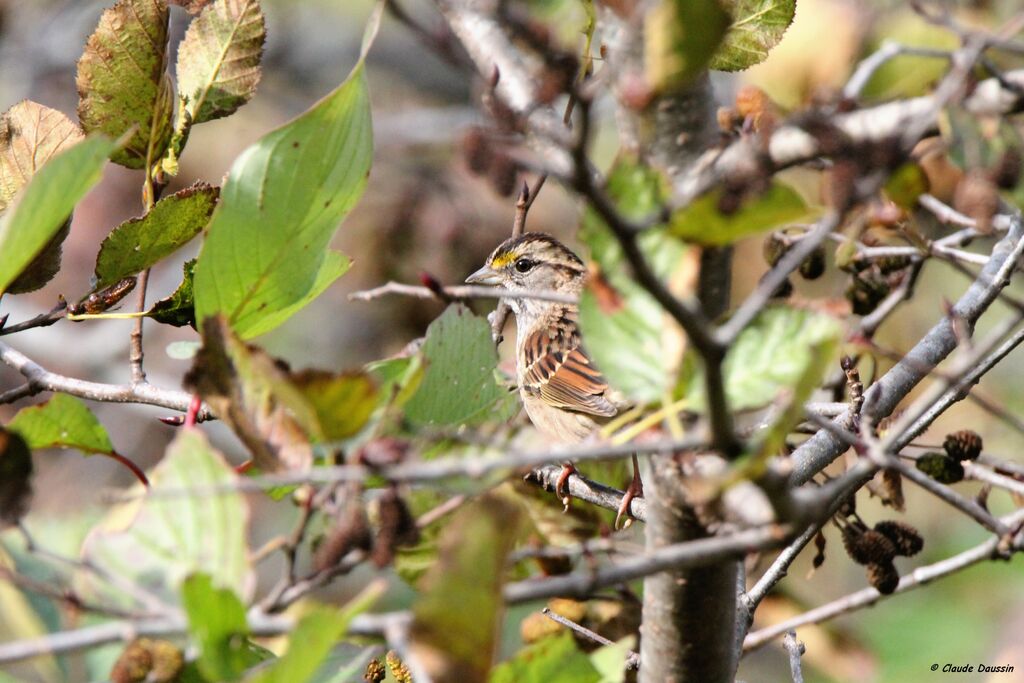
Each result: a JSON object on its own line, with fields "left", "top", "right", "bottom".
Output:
{"left": 466, "top": 232, "right": 642, "bottom": 525}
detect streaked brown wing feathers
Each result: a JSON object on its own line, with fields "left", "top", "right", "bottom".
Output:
{"left": 522, "top": 326, "right": 616, "bottom": 417}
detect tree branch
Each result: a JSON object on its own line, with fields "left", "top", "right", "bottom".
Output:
{"left": 503, "top": 523, "right": 792, "bottom": 605}
{"left": 0, "top": 339, "right": 212, "bottom": 420}
{"left": 789, "top": 215, "right": 1024, "bottom": 486}
{"left": 743, "top": 508, "right": 1024, "bottom": 652}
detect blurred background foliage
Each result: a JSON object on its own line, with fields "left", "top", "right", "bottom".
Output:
{"left": 1, "top": 0, "right": 1023, "bottom": 681}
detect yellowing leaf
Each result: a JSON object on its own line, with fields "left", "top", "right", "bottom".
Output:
{"left": 76, "top": 0, "right": 173, "bottom": 169}
{"left": 291, "top": 370, "right": 378, "bottom": 442}
{"left": 176, "top": 0, "right": 266, "bottom": 125}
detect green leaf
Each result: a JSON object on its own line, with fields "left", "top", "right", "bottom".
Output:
{"left": 578, "top": 157, "right": 691, "bottom": 404}
{"left": 176, "top": 0, "right": 266, "bottom": 125}
{"left": 411, "top": 496, "right": 522, "bottom": 681}
{"left": 7, "top": 394, "right": 114, "bottom": 455}
{"left": 76, "top": 0, "right": 173, "bottom": 169}
{"left": 403, "top": 305, "right": 507, "bottom": 427}
{"left": 77, "top": 429, "right": 252, "bottom": 609}
{"left": 95, "top": 183, "right": 218, "bottom": 288}
{"left": 710, "top": 0, "right": 797, "bottom": 72}
{"left": 860, "top": 13, "right": 959, "bottom": 100}
{"left": 0, "top": 135, "right": 117, "bottom": 296}
{"left": 589, "top": 637, "right": 636, "bottom": 683}
{"left": 489, "top": 633, "right": 599, "bottom": 683}
{"left": 884, "top": 163, "right": 929, "bottom": 211}
{"left": 230, "top": 250, "right": 351, "bottom": 339}
{"left": 681, "top": 306, "right": 842, "bottom": 412}
{"left": 645, "top": 0, "right": 730, "bottom": 91}
{"left": 291, "top": 370, "right": 379, "bottom": 442}
{"left": 193, "top": 33, "right": 373, "bottom": 338}
{"left": 669, "top": 181, "right": 809, "bottom": 246}
{"left": 148, "top": 259, "right": 198, "bottom": 328}
{"left": 182, "top": 573, "right": 255, "bottom": 681}
{"left": 185, "top": 315, "right": 319, "bottom": 472}
{"left": 246, "top": 582, "right": 385, "bottom": 683}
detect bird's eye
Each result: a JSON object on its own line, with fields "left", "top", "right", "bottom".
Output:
{"left": 514, "top": 258, "right": 535, "bottom": 273}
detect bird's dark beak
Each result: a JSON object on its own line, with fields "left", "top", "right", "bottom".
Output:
{"left": 465, "top": 264, "right": 502, "bottom": 286}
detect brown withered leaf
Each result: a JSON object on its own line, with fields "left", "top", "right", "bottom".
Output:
{"left": 7, "top": 220, "right": 71, "bottom": 294}
{"left": 185, "top": 315, "right": 318, "bottom": 472}
{"left": 0, "top": 427, "right": 33, "bottom": 526}
{"left": 76, "top": 0, "right": 173, "bottom": 169}
{"left": 954, "top": 169, "right": 999, "bottom": 235}
{"left": 0, "top": 101, "right": 84, "bottom": 211}
{"left": 371, "top": 488, "right": 420, "bottom": 568}
{"left": 0, "top": 101, "right": 83, "bottom": 293}
{"left": 313, "top": 493, "right": 372, "bottom": 572}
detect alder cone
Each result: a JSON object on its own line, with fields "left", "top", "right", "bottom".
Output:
{"left": 842, "top": 526, "right": 897, "bottom": 565}
{"left": 867, "top": 561, "right": 900, "bottom": 594}
{"left": 874, "top": 520, "right": 923, "bottom": 557}
{"left": 943, "top": 429, "right": 983, "bottom": 462}
{"left": 916, "top": 451, "right": 965, "bottom": 484}
{"left": 798, "top": 246, "right": 827, "bottom": 280}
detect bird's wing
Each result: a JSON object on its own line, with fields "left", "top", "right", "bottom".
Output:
{"left": 521, "top": 324, "right": 617, "bottom": 418}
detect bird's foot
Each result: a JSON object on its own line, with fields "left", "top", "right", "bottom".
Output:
{"left": 555, "top": 462, "right": 578, "bottom": 512}
{"left": 615, "top": 457, "right": 644, "bottom": 530}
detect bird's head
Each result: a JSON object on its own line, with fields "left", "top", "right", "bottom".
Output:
{"left": 465, "top": 233, "right": 586, "bottom": 298}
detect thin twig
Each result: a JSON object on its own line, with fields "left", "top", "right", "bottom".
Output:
{"left": 878, "top": 451, "right": 1009, "bottom": 535}
{"left": 783, "top": 630, "right": 806, "bottom": 683}
{"left": 844, "top": 42, "right": 951, "bottom": 99}
{"left": 112, "top": 436, "right": 705, "bottom": 500}
{"left": 0, "top": 299, "right": 68, "bottom": 337}
{"left": 128, "top": 269, "right": 149, "bottom": 385}
{"left": 349, "top": 281, "right": 576, "bottom": 304}
{"left": 542, "top": 608, "right": 640, "bottom": 669}
{"left": 504, "top": 523, "right": 792, "bottom": 604}
{"left": 0, "top": 609, "right": 408, "bottom": 665}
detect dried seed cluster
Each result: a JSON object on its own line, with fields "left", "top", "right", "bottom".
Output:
{"left": 840, "top": 519, "right": 923, "bottom": 595}
{"left": 943, "top": 429, "right": 983, "bottom": 462}
{"left": 915, "top": 451, "right": 965, "bottom": 484}
{"left": 760, "top": 232, "right": 828, "bottom": 287}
